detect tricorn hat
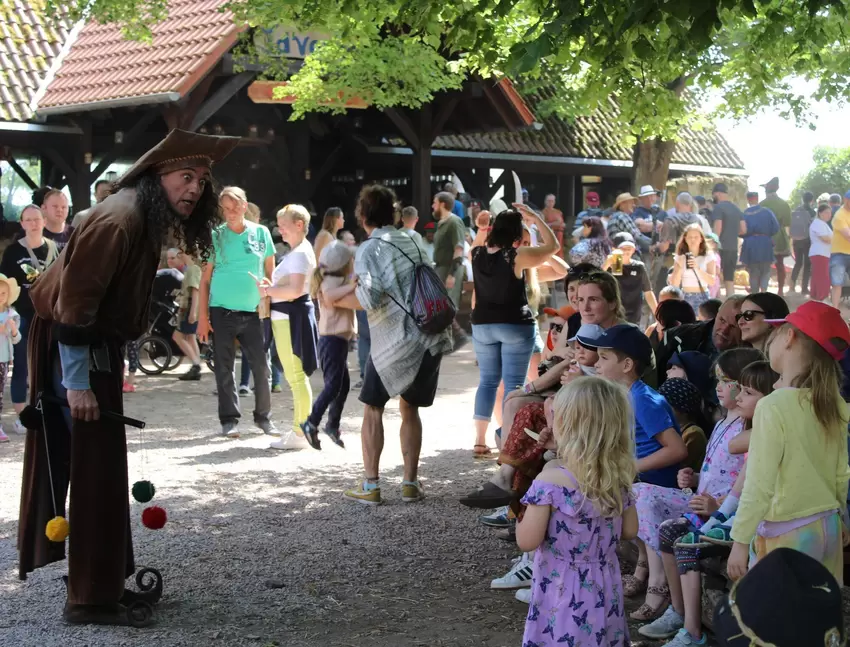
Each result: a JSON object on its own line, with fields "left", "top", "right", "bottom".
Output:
{"left": 760, "top": 176, "right": 780, "bottom": 192}
{"left": 118, "top": 129, "right": 240, "bottom": 187}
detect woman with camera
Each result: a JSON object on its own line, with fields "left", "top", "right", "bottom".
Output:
{"left": 668, "top": 223, "right": 715, "bottom": 313}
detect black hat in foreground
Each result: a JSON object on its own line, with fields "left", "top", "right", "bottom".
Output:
{"left": 714, "top": 548, "right": 844, "bottom": 647}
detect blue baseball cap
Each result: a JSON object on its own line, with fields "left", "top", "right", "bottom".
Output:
{"left": 578, "top": 323, "right": 653, "bottom": 368}
{"left": 569, "top": 323, "right": 605, "bottom": 344}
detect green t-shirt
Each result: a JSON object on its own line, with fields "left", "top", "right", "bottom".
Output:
{"left": 209, "top": 221, "right": 274, "bottom": 312}
{"left": 761, "top": 195, "right": 792, "bottom": 255}
{"left": 433, "top": 214, "right": 466, "bottom": 269}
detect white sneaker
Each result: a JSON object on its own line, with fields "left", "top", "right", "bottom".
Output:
{"left": 269, "top": 431, "right": 309, "bottom": 450}
{"left": 514, "top": 588, "right": 532, "bottom": 603}
{"left": 638, "top": 605, "right": 685, "bottom": 639}
{"left": 13, "top": 419, "right": 27, "bottom": 435}
{"left": 490, "top": 552, "right": 533, "bottom": 589}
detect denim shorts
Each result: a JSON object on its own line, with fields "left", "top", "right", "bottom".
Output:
{"left": 829, "top": 253, "right": 850, "bottom": 287}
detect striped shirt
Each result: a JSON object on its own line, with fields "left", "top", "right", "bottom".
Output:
{"left": 354, "top": 226, "right": 452, "bottom": 396}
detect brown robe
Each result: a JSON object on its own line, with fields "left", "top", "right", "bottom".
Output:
{"left": 17, "top": 188, "right": 160, "bottom": 606}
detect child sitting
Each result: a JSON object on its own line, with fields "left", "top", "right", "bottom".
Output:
{"left": 727, "top": 302, "right": 850, "bottom": 585}
{"left": 517, "top": 376, "right": 638, "bottom": 647}
{"left": 658, "top": 378, "right": 707, "bottom": 472}
{"left": 665, "top": 350, "right": 715, "bottom": 412}
{"left": 0, "top": 274, "right": 21, "bottom": 443}
{"left": 627, "top": 347, "right": 762, "bottom": 620}
{"left": 299, "top": 241, "right": 356, "bottom": 449}
{"left": 637, "top": 358, "right": 774, "bottom": 646}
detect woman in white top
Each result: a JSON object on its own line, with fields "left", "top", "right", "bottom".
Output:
{"left": 668, "top": 223, "right": 716, "bottom": 314}
{"left": 808, "top": 203, "right": 833, "bottom": 301}
{"left": 259, "top": 204, "right": 318, "bottom": 450}
{"left": 313, "top": 207, "right": 345, "bottom": 263}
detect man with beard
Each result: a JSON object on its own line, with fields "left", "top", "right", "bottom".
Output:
{"left": 17, "top": 129, "right": 237, "bottom": 625}
{"left": 653, "top": 294, "right": 746, "bottom": 386}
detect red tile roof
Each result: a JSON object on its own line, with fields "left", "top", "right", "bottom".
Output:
{"left": 37, "top": 0, "right": 241, "bottom": 112}
{"left": 0, "top": 0, "right": 73, "bottom": 121}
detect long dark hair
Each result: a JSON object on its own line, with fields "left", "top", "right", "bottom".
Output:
{"left": 744, "top": 292, "right": 789, "bottom": 320}
{"left": 486, "top": 209, "right": 524, "bottom": 248}
{"left": 583, "top": 216, "right": 607, "bottom": 240}
{"left": 134, "top": 172, "right": 220, "bottom": 261}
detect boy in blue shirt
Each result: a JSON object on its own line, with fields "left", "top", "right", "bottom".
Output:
{"left": 578, "top": 324, "right": 687, "bottom": 488}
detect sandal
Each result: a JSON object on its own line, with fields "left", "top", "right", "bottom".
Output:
{"left": 622, "top": 559, "right": 649, "bottom": 597}
{"left": 473, "top": 444, "right": 493, "bottom": 459}
{"left": 629, "top": 585, "right": 670, "bottom": 621}
{"left": 701, "top": 525, "right": 734, "bottom": 546}
{"left": 675, "top": 531, "right": 713, "bottom": 549}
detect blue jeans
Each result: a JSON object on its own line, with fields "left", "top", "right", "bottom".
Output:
{"left": 471, "top": 322, "right": 536, "bottom": 421}
{"left": 11, "top": 313, "right": 29, "bottom": 404}
{"left": 356, "top": 310, "right": 371, "bottom": 379}
{"left": 830, "top": 253, "right": 850, "bottom": 287}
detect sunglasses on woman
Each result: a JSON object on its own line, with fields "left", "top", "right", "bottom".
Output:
{"left": 735, "top": 309, "right": 765, "bottom": 323}
{"left": 549, "top": 322, "right": 564, "bottom": 333}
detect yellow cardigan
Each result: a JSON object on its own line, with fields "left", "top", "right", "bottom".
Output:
{"left": 731, "top": 388, "right": 850, "bottom": 545}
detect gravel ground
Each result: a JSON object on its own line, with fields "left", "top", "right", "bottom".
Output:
{"left": 1, "top": 349, "right": 529, "bottom": 647}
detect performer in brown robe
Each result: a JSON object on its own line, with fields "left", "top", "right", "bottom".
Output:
{"left": 17, "top": 129, "right": 238, "bottom": 625}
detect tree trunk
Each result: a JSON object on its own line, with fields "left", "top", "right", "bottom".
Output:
{"left": 632, "top": 137, "right": 677, "bottom": 193}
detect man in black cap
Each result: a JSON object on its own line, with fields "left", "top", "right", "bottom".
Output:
{"left": 711, "top": 182, "right": 743, "bottom": 297}
{"left": 715, "top": 547, "right": 844, "bottom": 647}
{"left": 18, "top": 129, "right": 238, "bottom": 625}
{"left": 746, "top": 191, "right": 759, "bottom": 207}
{"left": 760, "top": 176, "right": 792, "bottom": 295}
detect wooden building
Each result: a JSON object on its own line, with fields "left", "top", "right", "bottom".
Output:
{"left": 0, "top": 0, "right": 746, "bottom": 229}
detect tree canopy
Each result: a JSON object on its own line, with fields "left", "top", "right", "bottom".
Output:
{"left": 792, "top": 145, "right": 850, "bottom": 204}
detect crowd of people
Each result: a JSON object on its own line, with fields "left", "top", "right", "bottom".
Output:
{"left": 7, "top": 128, "right": 850, "bottom": 643}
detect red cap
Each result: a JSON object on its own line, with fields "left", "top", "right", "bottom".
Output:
{"left": 767, "top": 302, "right": 850, "bottom": 360}
{"left": 424, "top": 222, "right": 436, "bottom": 230}
{"left": 543, "top": 305, "right": 576, "bottom": 320}
{"left": 586, "top": 191, "right": 600, "bottom": 206}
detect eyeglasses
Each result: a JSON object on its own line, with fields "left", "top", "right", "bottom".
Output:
{"left": 549, "top": 323, "right": 564, "bottom": 333}
{"left": 735, "top": 309, "right": 765, "bottom": 323}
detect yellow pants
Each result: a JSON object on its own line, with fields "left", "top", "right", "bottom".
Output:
{"left": 272, "top": 319, "right": 313, "bottom": 434}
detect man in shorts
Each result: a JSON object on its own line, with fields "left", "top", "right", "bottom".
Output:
{"left": 830, "top": 190, "right": 850, "bottom": 309}
{"left": 710, "top": 183, "right": 743, "bottom": 297}
{"left": 333, "top": 184, "right": 451, "bottom": 506}
{"left": 169, "top": 249, "right": 203, "bottom": 380}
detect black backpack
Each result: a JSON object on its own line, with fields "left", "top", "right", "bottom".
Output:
{"left": 372, "top": 238, "right": 456, "bottom": 335}
{"left": 790, "top": 205, "right": 813, "bottom": 241}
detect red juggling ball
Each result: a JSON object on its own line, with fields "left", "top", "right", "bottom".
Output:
{"left": 141, "top": 505, "right": 167, "bottom": 530}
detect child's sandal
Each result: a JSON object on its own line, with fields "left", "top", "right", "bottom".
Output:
{"left": 622, "top": 559, "right": 649, "bottom": 597}
{"left": 675, "top": 531, "right": 712, "bottom": 549}
{"left": 629, "top": 585, "right": 670, "bottom": 621}
{"left": 701, "top": 526, "right": 734, "bottom": 546}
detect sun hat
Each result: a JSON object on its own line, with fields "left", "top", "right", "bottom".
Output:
{"left": 613, "top": 192, "right": 637, "bottom": 210}
{"left": 318, "top": 240, "right": 354, "bottom": 273}
{"left": 578, "top": 323, "right": 652, "bottom": 368}
{"left": 637, "top": 185, "right": 658, "bottom": 197}
{"left": 766, "top": 301, "right": 850, "bottom": 360}
{"left": 0, "top": 274, "right": 21, "bottom": 306}
{"left": 658, "top": 378, "right": 703, "bottom": 418}
{"left": 713, "top": 548, "right": 843, "bottom": 647}
{"left": 569, "top": 323, "right": 605, "bottom": 344}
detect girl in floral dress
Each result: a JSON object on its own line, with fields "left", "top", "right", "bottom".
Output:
{"left": 629, "top": 347, "right": 762, "bottom": 621}
{"left": 517, "top": 376, "right": 637, "bottom": 647}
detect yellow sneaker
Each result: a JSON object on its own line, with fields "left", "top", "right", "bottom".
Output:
{"left": 343, "top": 482, "right": 382, "bottom": 506}
{"left": 401, "top": 480, "right": 425, "bottom": 503}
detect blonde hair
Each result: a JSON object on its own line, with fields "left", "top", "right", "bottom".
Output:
{"left": 245, "top": 202, "right": 261, "bottom": 223}
{"left": 278, "top": 203, "right": 311, "bottom": 227}
{"left": 310, "top": 258, "right": 353, "bottom": 299}
{"left": 779, "top": 323, "right": 848, "bottom": 437}
{"left": 553, "top": 377, "right": 637, "bottom": 517}
{"left": 220, "top": 186, "right": 248, "bottom": 204}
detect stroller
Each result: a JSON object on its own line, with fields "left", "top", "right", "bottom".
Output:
{"left": 136, "top": 270, "right": 214, "bottom": 375}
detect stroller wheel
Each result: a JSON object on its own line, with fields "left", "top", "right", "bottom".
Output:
{"left": 137, "top": 336, "right": 172, "bottom": 375}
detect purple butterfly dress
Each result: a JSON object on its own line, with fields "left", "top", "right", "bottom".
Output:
{"left": 520, "top": 467, "right": 631, "bottom": 647}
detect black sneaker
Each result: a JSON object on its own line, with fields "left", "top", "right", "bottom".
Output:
{"left": 324, "top": 427, "right": 345, "bottom": 448}
{"left": 179, "top": 364, "right": 202, "bottom": 381}
{"left": 299, "top": 420, "right": 322, "bottom": 450}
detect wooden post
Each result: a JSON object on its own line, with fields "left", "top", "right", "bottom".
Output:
{"left": 69, "top": 121, "right": 92, "bottom": 213}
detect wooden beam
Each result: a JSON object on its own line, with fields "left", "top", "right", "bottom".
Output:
{"left": 190, "top": 72, "right": 256, "bottom": 132}
{"left": 480, "top": 82, "right": 517, "bottom": 133}
{"left": 430, "top": 97, "right": 458, "bottom": 141}
{"left": 44, "top": 148, "right": 76, "bottom": 182}
{"left": 91, "top": 110, "right": 160, "bottom": 179}
{"left": 177, "top": 74, "right": 217, "bottom": 130}
{"left": 384, "top": 107, "right": 420, "bottom": 150}
{"left": 6, "top": 156, "right": 38, "bottom": 190}
{"left": 411, "top": 104, "right": 433, "bottom": 224}
{"left": 306, "top": 142, "right": 343, "bottom": 195}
